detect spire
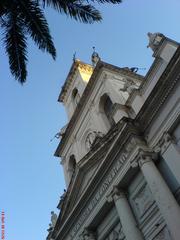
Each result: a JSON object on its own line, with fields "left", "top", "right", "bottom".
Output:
{"left": 91, "top": 47, "right": 101, "bottom": 67}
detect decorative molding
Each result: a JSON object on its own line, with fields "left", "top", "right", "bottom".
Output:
{"left": 104, "top": 222, "right": 125, "bottom": 240}
{"left": 154, "top": 226, "right": 171, "bottom": 240}
{"left": 130, "top": 149, "right": 158, "bottom": 169}
{"left": 78, "top": 64, "right": 94, "bottom": 75}
{"left": 106, "top": 187, "right": 126, "bottom": 203}
{"left": 120, "top": 77, "right": 140, "bottom": 94}
{"left": 154, "top": 132, "right": 174, "bottom": 154}
{"left": 134, "top": 47, "right": 180, "bottom": 133}
{"left": 85, "top": 131, "right": 104, "bottom": 151}
{"left": 138, "top": 154, "right": 153, "bottom": 169}
{"left": 80, "top": 228, "right": 96, "bottom": 240}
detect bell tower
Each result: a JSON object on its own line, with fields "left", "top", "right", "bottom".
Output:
{"left": 55, "top": 54, "right": 143, "bottom": 186}
{"left": 58, "top": 59, "right": 93, "bottom": 120}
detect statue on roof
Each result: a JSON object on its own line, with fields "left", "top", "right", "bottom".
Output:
{"left": 51, "top": 211, "right": 58, "bottom": 227}
{"left": 57, "top": 189, "right": 67, "bottom": 210}
{"left": 47, "top": 223, "right": 53, "bottom": 233}
{"left": 91, "top": 47, "right": 101, "bottom": 67}
{"left": 147, "top": 32, "right": 165, "bottom": 52}
{"left": 120, "top": 78, "right": 139, "bottom": 94}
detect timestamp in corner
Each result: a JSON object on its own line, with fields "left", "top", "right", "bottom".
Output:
{"left": 1, "top": 211, "right": 5, "bottom": 240}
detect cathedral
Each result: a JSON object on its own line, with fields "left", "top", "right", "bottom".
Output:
{"left": 47, "top": 33, "right": 180, "bottom": 240}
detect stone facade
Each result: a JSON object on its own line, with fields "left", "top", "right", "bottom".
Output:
{"left": 47, "top": 33, "right": 180, "bottom": 240}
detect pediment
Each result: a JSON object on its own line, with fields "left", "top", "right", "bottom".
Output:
{"left": 59, "top": 119, "right": 126, "bottom": 221}
{"left": 67, "top": 148, "right": 107, "bottom": 212}
{"left": 77, "top": 152, "right": 106, "bottom": 196}
{"left": 60, "top": 132, "right": 116, "bottom": 221}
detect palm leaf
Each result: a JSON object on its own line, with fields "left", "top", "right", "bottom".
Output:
{"left": 0, "top": 0, "right": 7, "bottom": 16}
{"left": 18, "top": 0, "right": 56, "bottom": 59}
{"left": 3, "top": 11, "right": 28, "bottom": 83}
{"left": 42, "top": 0, "right": 102, "bottom": 23}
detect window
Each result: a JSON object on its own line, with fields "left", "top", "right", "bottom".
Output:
{"left": 100, "top": 94, "right": 115, "bottom": 127}
{"left": 72, "top": 88, "right": 80, "bottom": 106}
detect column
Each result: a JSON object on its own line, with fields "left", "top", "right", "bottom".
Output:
{"left": 138, "top": 151, "right": 180, "bottom": 240}
{"left": 107, "top": 187, "right": 143, "bottom": 240}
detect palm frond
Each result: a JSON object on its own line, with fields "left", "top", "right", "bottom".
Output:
{"left": 42, "top": 0, "right": 102, "bottom": 23}
{"left": 0, "top": 0, "right": 7, "bottom": 17}
{"left": 3, "top": 11, "right": 28, "bottom": 83}
{"left": 18, "top": 0, "right": 56, "bottom": 59}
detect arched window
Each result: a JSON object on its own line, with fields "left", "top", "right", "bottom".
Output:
{"left": 72, "top": 88, "right": 80, "bottom": 106}
{"left": 68, "top": 154, "right": 76, "bottom": 180}
{"left": 100, "top": 94, "right": 115, "bottom": 127}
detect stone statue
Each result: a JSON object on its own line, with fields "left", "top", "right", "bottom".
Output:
{"left": 61, "top": 189, "right": 66, "bottom": 200}
{"left": 120, "top": 78, "right": 139, "bottom": 94}
{"left": 57, "top": 189, "right": 67, "bottom": 210}
{"left": 91, "top": 47, "right": 100, "bottom": 67}
{"left": 147, "top": 32, "right": 164, "bottom": 52}
{"left": 51, "top": 211, "right": 57, "bottom": 227}
{"left": 85, "top": 132, "right": 97, "bottom": 149}
{"left": 85, "top": 131, "right": 104, "bottom": 150}
{"left": 47, "top": 223, "right": 53, "bottom": 233}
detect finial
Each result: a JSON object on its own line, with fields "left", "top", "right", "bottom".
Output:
{"left": 91, "top": 46, "right": 100, "bottom": 67}
{"left": 73, "top": 51, "right": 76, "bottom": 62}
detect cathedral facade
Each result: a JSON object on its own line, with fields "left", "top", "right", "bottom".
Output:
{"left": 47, "top": 33, "right": 180, "bottom": 240}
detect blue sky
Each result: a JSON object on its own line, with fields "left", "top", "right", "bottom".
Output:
{"left": 1, "top": 1, "right": 180, "bottom": 240}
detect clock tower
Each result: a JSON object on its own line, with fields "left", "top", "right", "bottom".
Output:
{"left": 55, "top": 55, "right": 143, "bottom": 186}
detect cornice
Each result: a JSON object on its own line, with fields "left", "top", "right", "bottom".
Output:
{"left": 126, "top": 58, "right": 162, "bottom": 105}
{"left": 58, "top": 60, "right": 93, "bottom": 103}
{"left": 135, "top": 46, "right": 180, "bottom": 131}
{"left": 55, "top": 61, "right": 144, "bottom": 157}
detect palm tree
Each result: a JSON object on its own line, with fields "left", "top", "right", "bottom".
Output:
{"left": 0, "top": 0, "right": 121, "bottom": 84}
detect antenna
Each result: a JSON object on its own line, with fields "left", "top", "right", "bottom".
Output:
{"left": 50, "top": 132, "right": 61, "bottom": 142}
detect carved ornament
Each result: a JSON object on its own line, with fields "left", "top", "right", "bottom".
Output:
{"left": 154, "top": 132, "right": 173, "bottom": 154}
{"left": 130, "top": 149, "right": 158, "bottom": 169}
{"left": 106, "top": 186, "right": 125, "bottom": 203}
